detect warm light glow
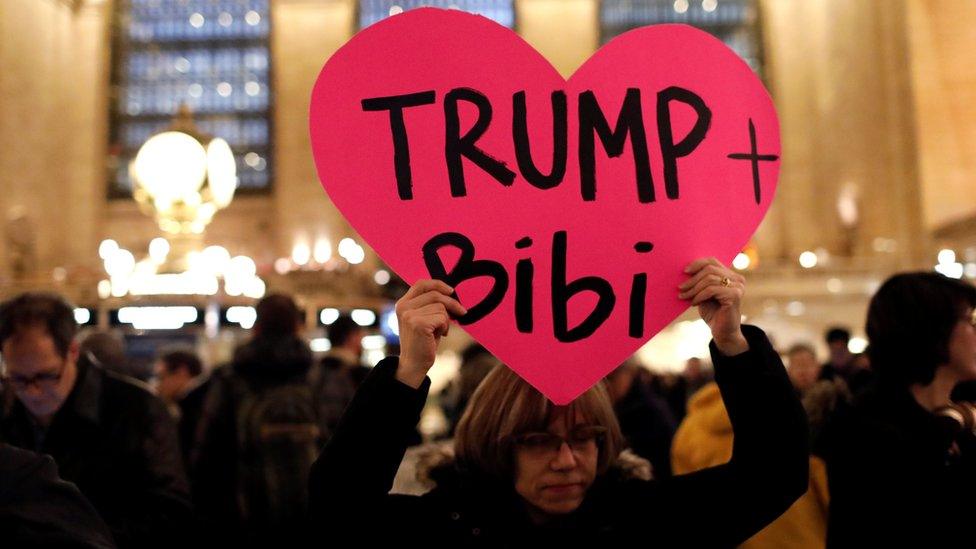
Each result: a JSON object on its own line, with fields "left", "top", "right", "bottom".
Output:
{"left": 848, "top": 337, "right": 868, "bottom": 354}
{"left": 132, "top": 131, "right": 208, "bottom": 203}
{"left": 201, "top": 246, "right": 231, "bottom": 274}
{"left": 938, "top": 249, "right": 956, "bottom": 264}
{"left": 798, "top": 251, "right": 818, "bottom": 269}
{"left": 674, "top": 0, "right": 689, "bottom": 14}
{"left": 149, "top": 238, "right": 170, "bottom": 264}
{"left": 97, "top": 280, "right": 112, "bottom": 300}
{"left": 99, "top": 239, "right": 119, "bottom": 260}
{"left": 702, "top": 0, "right": 718, "bottom": 12}
{"left": 310, "top": 338, "right": 332, "bottom": 353}
{"left": 118, "top": 306, "right": 198, "bottom": 330}
{"left": 339, "top": 238, "right": 366, "bottom": 264}
{"left": 827, "top": 278, "right": 843, "bottom": 293}
{"left": 245, "top": 10, "right": 261, "bottom": 25}
{"left": 935, "top": 262, "right": 964, "bottom": 279}
{"left": 320, "top": 308, "right": 340, "bottom": 325}
{"left": 105, "top": 248, "right": 136, "bottom": 278}
{"left": 786, "top": 301, "right": 806, "bottom": 316}
{"left": 374, "top": 270, "right": 391, "bottom": 285}
{"left": 227, "top": 256, "right": 257, "bottom": 279}
{"left": 313, "top": 238, "right": 332, "bottom": 263}
{"left": 274, "top": 257, "right": 292, "bottom": 274}
{"left": 292, "top": 242, "right": 311, "bottom": 266}
{"left": 189, "top": 13, "right": 204, "bottom": 28}
{"left": 732, "top": 253, "right": 750, "bottom": 270}
{"left": 245, "top": 82, "right": 260, "bottom": 96}
{"left": 243, "top": 277, "right": 266, "bottom": 299}
{"left": 218, "top": 12, "right": 232, "bottom": 26}
{"left": 74, "top": 308, "right": 91, "bottom": 325}
{"left": 227, "top": 306, "right": 257, "bottom": 329}
{"left": 207, "top": 138, "right": 237, "bottom": 208}
{"left": 352, "top": 309, "right": 376, "bottom": 326}
{"left": 389, "top": 5, "right": 404, "bottom": 16}
{"left": 127, "top": 273, "right": 219, "bottom": 296}
{"left": 361, "top": 335, "right": 386, "bottom": 350}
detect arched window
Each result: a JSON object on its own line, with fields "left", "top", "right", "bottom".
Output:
{"left": 600, "top": 0, "right": 763, "bottom": 75}
{"left": 109, "top": 0, "right": 273, "bottom": 197}
{"left": 359, "top": 0, "right": 515, "bottom": 29}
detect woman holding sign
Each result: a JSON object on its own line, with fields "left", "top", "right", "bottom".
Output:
{"left": 308, "top": 258, "right": 808, "bottom": 545}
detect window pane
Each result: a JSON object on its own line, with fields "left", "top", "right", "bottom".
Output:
{"left": 600, "top": 0, "right": 763, "bottom": 75}
{"left": 109, "top": 0, "right": 273, "bottom": 196}
{"left": 359, "top": 0, "right": 515, "bottom": 29}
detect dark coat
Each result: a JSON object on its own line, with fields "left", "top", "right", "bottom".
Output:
{"left": 823, "top": 383, "right": 976, "bottom": 547}
{"left": 190, "top": 335, "right": 314, "bottom": 545}
{"left": 309, "top": 325, "right": 809, "bottom": 546}
{"left": 0, "top": 358, "right": 192, "bottom": 548}
{"left": 614, "top": 377, "right": 677, "bottom": 478}
{"left": 0, "top": 443, "right": 115, "bottom": 548}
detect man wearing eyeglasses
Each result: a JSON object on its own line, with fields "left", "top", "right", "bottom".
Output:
{"left": 0, "top": 293, "right": 192, "bottom": 548}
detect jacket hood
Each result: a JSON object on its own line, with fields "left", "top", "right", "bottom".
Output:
{"left": 685, "top": 382, "right": 732, "bottom": 435}
{"left": 232, "top": 336, "right": 312, "bottom": 381}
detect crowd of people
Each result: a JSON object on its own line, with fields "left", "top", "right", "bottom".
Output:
{"left": 1, "top": 258, "right": 974, "bottom": 547}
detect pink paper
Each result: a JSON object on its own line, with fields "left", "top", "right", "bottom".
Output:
{"left": 309, "top": 8, "right": 779, "bottom": 404}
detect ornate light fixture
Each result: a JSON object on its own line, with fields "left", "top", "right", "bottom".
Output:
{"left": 129, "top": 104, "right": 237, "bottom": 270}
{"left": 97, "top": 106, "right": 265, "bottom": 299}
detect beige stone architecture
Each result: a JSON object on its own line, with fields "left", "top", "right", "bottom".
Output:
{"left": 1, "top": 0, "right": 974, "bottom": 369}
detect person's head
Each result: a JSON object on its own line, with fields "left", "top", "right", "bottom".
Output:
{"left": 605, "top": 358, "right": 640, "bottom": 404}
{"left": 254, "top": 294, "right": 302, "bottom": 339}
{"left": 684, "top": 357, "right": 705, "bottom": 380}
{"left": 454, "top": 366, "right": 623, "bottom": 522}
{"left": 0, "top": 293, "right": 80, "bottom": 421}
{"left": 78, "top": 329, "right": 131, "bottom": 377}
{"left": 328, "top": 314, "right": 364, "bottom": 355}
{"left": 154, "top": 348, "right": 203, "bottom": 402}
{"left": 867, "top": 272, "right": 976, "bottom": 388}
{"left": 786, "top": 343, "right": 821, "bottom": 393}
{"left": 825, "top": 327, "right": 852, "bottom": 362}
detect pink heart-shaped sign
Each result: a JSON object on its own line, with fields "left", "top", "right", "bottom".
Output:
{"left": 310, "top": 8, "right": 779, "bottom": 404}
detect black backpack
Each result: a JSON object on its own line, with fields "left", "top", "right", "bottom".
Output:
{"left": 229, "top": 375, "right": 321, "bottom": 529}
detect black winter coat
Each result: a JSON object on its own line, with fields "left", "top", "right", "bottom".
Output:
{"left": 0, "top": 443, "right": 115, "bottom": 548}
{"left": 309, "top": 325, "right": 809, "bottom": 547}
{"left": 0, "top": 358, "right": 192, "bottom": 548}
{"left": 823, "top": 383, "right": 976, "bottom": 547}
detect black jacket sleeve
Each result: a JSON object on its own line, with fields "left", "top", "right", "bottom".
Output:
{"left": 308, "top": 358, "right": 430, "bottom": 532}
{"left": 0, "top": 443, "right": 116, "bottom": 548}
{"left": 622, "top": 324, "right": 809, "bottom": 546}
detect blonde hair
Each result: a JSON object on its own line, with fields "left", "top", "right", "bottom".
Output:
{"left": 454, "top": 364, "right": 623, "bottom": 481}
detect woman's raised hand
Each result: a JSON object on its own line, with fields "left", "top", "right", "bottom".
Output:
{"left": 678, "top": 257, "right": 749, "bottom": 356}
{"left": 394, "top": 279, "right": 467, "bottom": 388}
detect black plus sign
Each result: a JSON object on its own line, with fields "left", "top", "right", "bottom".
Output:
{"left": 727, "top": 119, "right": 779, "bottom": 204}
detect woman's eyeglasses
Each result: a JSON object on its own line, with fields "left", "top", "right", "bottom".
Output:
{"left": 512, "top": 425, "right": 607, "bottom": 454}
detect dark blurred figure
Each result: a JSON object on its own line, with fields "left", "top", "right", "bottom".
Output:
{"left": 659, "top": 357, "right": 714, "bottom": 422}
{"left": 1, "top": 443, "right": 115, "bottom": 548}
{"left": 154, "top": 347, "right": 209, "bottom": 470}
{"left": 193, "top": 293, "right": 316, "bottom": 547}
{"left": 823, "top": 273, "right": 976, "bottom": 547}
{"left": 0, "top": 293, "right": 191, "bottom": 548}
{"left": 438, "top": 343, "right": 498, "bottom": 437}
{"left": 605, "top": 358, "right": 677, "bottom": 478}
{"left": 786, "top": 344, "right": 822, "bottom": 394}
{"left": 819, "top": 327, "right": 872, "bottom": 395}
{"left": 78, "top": 329, "right": 139, "bottom": 381}
{"left": 310, "top": 314, "right": 369, "bottom": 443}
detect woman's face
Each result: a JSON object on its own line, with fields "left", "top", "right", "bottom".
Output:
{"left": 946, "top": 308, "right": 976, "bottom": 381}
{"left": 512, "top": 411, "right": 599, "bottom": 520}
